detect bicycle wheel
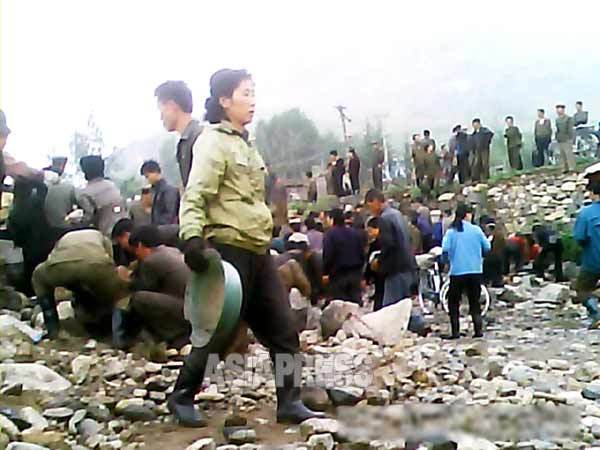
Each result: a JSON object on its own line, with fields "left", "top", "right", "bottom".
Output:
{"left": 440, "top": 280, "right": 490, "bottom": 316}
{"left": 418, "top": 270, "right": 437, "bottom": 314}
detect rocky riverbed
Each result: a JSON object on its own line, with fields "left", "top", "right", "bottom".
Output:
{"left": 2, "top": 169, "right": 600, "bottom": 450}
{"left": 2, "top": 273, "right": 600, "bottom": 450}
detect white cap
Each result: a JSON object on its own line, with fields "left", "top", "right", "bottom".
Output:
{"left": 584, "top": 162, "right": 600, "bottom": 177}
{"left": 288, "top": 232, "right": 309, "bottom": 244}
{"left": 289, "top": 217, "right": 302, "bottom": 225}
{"left": 344, "top": 204, "right": 354, "bottom": 213}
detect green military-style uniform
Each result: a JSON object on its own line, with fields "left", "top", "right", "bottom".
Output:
{"left": 180, "top": 121, "right": 272, "bottom": 254}
{"left": 556, "top": 115, "right": 576, "bottom": 172}
{"left": 412, "top": 143, "right": 426, "bottom": 186}
{"left": 504, "top": 125, "right": 523, "bottom": 170}
{"left": 32, "top": 229, "right": 129, "bottom": 324}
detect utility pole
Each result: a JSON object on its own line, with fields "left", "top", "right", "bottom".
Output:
{"left": 374, "top": 113, "right": 391, "bottom": 181}
{"left": 334, "top": 105, "right": 351, "bottom": 144}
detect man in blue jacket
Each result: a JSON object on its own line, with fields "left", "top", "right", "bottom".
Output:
{"left": 574, "top": 163, "right": 600, "bottom": 329}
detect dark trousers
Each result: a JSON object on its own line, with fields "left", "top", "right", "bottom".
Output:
{"left": 508, "top": 146, "right": 523, "bottom": 171}
{"left": 472, "top": 149, "right": 490, "bottom": 182}
{"left": 175, "top": 244, "right": 300, "bottom": 393}
{"left": 533, "top": 242, "right": 564, "bottom": 281}
{"left": 457, "top": 153, "right": 470, "bottom": 184}
{"left": 131, "top": 291, "right": 189, "bottom": 346}
{"left": 373, "top": 168, "right": 383, "bottom": 190}
{"left": 503, "top": 243, "right": 523, "bottom": 275}
{"left": 328, "top": 269, "right": 363, "bottom": 305}
{"left": 350, "top": 175, "right": 360, "bottom": 195}
{"left": 447, "top": 274, "right": 483, "bottom": 337}
{"left": 534, "top": 137, "right": 551, "bottom": 167}
{"left": 483, "top": 254, "right": 504, "bottom": 287}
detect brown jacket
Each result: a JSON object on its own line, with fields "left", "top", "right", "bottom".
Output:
{"left": 132, "top": 246, "right": 191, "bottom": 298}
{"left": 277, "top": 259, "right": 311, "bottom": 297}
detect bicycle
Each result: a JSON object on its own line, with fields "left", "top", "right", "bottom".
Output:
{"left": 417, "top": 247, "right": 491, "bottom": 317}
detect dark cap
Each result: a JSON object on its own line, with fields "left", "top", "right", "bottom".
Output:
{"left": 0, "top": 110, "right": 11, "bottom": 136}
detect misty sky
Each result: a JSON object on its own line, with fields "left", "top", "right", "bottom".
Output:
{"left": 2, "top": 0, "right": 600, "bottom": 167}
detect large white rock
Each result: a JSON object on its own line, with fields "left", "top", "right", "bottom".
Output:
{"left": 536, "top": 283, "right": 570, "bottom": 304}
{"left": 0, "top": 363, "right": 71, "bottom": 392}
{"left": 342, "top": 299, "right": 411, "bottom": 346}
{"left": 0, "top": 315, "right": 43, "bottom": 343}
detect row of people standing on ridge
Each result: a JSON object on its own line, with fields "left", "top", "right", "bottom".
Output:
{"left": 324, "top": 141, "right": 386, "bottom": 198}
{"left": 413, "top": 102, "right": 590, "bottom": 188}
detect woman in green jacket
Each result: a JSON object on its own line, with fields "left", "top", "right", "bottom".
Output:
{"left": 167, "top": 69, "right": 322, "bottom": 427}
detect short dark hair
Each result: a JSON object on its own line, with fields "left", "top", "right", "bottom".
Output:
{"left": 452, "top": 125, "right": 462, "bottom": 133}
{"left": 423, "top": 130, "right": 430, "bottom": 137}
{"left": 154, "top": 81, "right": 193, "bottom": 113}
{"left": 140, "top": 160, "right": 161, "bottom": 176}
{"left": 329, "top": 150, "right": 338, "bottom": 156}
{"left": 305, "top": 217, "right": 316, "bottom": 230}
{"left": 328, "top": 208, "right": 345, "bottom": 226}
{"left": 306, "top": 171, "right": 313, "bottom": 178}
{"left": 537, "top": 108, "right": 545, "bottom": 114}
{"left": 366, "top": 216, "right": 379, "bottom": 229}
{"left": 576, "top": 101, "right": 583, "bottom": 106}
{"left": 365, "top": 189, "right": 385, "bottom": 204}
{"left": 111, "top": 218, "right": 134, "bottom": 240}
{"left": 348, "top": 148, "right": 356, "bottom": 154}
{"left": 556, "top": 104, "right": 566, "bottom": 109}
{"left": 141, "top": 187, "right": 151, "bottom": 195}
{"left": 505, "top": 115, "right": 514, "bottom": 121}
{"left": 80, "top": 155, "right": 104, "bottom": 181}
{"left": 412, "top": 133, "right": 419, "bottom": 140}
{"left": 129, "top": 225, "right": 161, "bottom": 248}
{"left": 472, "top": 118, "right": 481, "bottom": 125}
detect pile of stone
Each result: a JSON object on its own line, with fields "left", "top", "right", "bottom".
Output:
{"left": 456, "top": 171, "right": 589, "bottom": 234}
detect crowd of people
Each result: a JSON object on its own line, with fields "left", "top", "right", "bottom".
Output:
{"left": 414, "top": 103, "right": 595, "bottom": 189}
{"left": 2, "top": 70, "right": 600, "bottom": 431}
{"left": 315, "top": 102, "right": 597, "bottom": 203}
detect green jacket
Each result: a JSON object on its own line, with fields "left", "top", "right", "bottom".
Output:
{"left": 504, "top": 126, "right": 522, "bottom": 148}
{"left": 180, "top": 121, "right": 273, "bottom": 254}
{"left": 555, "top": 115, "right": 575, "bottom": 143}
{"left": 47, "top": 229, "right": 113, "bottom": 266}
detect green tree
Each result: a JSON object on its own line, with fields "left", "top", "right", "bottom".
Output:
{"left": 255, "top": 108, "right": 343, "bottom": 179}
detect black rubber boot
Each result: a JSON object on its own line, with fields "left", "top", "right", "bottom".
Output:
{"left": 167, "top": 388, "right": 207, "bottom": 428}
{"left": 169, "top": 346, "right": 211, "bottom": 428}
{"left": 276, "top": 373, "right": 325, "bottom": 424}
{"left": 111, "top": 309, "right": 135, "bottom": 350}
{"left": 38, "top": 296, "right": 60, "bottom": 340}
